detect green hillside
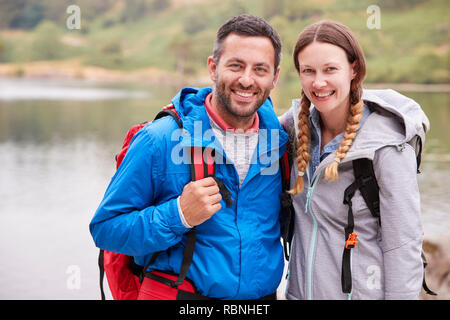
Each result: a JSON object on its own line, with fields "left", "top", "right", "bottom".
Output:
{"left": 0, "top": 0, "right": 448, "bottom": 84}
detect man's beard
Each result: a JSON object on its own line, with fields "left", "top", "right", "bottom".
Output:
{"left": 215, "top": 78, "right": 269, "bottom": 120}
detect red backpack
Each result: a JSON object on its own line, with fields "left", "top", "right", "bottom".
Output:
{"left": 98, "top": 104, "right": 225, "bottom": 300}
{"left": 97, "top": 104, "right": 294, "bottom": 300}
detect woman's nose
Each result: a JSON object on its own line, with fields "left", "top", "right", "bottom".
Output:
{"left": 312, "top": 75, "right": 327, "bottom": 89}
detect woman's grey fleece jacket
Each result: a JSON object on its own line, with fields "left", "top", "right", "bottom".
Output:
{"left": 279, "top": 89, "right": 430, "bottom": 300}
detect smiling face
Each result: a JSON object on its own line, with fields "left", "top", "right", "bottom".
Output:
{"left": 208, "top": 33, "right": 280, "bottom": 129}
{"left": 297, "top": 41, "right": 357, "bottom": 117}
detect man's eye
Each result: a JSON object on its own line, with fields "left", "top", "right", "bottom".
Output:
{"left": 256, "top": 67, "right": 268, "bottom": 73}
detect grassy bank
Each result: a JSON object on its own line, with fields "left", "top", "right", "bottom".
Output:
{"left": 2, "top": 60, "right": 449, "bottom": 94}
{"left": 0, "top": 0, "right": 448, "bottom": 85}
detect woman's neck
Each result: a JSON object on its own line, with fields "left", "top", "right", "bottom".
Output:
{"left": 319, "top": 102, "right": 350, "bottom": 150}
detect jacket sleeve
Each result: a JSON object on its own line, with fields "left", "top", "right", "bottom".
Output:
{"left": 89, "top": 128, "right": 190, "bottom": 257}
{"left": 374, "top": 144, "right": 424, "bottom": 300}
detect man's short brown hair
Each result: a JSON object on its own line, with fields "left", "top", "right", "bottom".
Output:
{"left": 213, "top": 14, "right": 282, "bottom": 72}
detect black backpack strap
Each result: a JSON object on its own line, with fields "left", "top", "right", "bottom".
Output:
{"left": 145, "top": 145, "right": 229, "bottom": 288}
{"left": 142, "top": 228, "right": 196, "bottom": 287}
{"left": 98, "top": 249, "right": 106, "bottom": 300}
{"left": 341, "top": 158, "right": 379, "bottom": 294}
{"left": 342, "top": 179, "right": 358, "bottom": 294}
{"left": 279, "top": 149, "right": 294, "bottom": 261}
{"left": 352, "top": 158, "right": 381, "bottom": 224}
{"left": 421, "top": 251, "right": 437, "bottom": 295}
{"left": 343, "top": 158, "right": 437, "bottom": 296}
{"left": 154, "top": 105, "right": 183, "bottom": 129}
{"left": 175, "top": 228, "right": 197, "bottom": 286}
{"left": 173, "top": 145, "right": 233, "bottom": 286}
{"left": 408, "top": 135, "right": 423, "bottom": 174}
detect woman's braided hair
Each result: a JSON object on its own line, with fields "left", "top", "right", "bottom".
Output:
{"left": 289, "top": 20, "right": 367, "bottom": 194}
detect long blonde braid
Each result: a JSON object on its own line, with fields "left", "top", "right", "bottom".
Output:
{"left": 288, "top": 90, "right": 311, "bottom": 194}
{"left": 289, "top": 97, "right": 364, "bottom": 194}
{"left": 324, "top": 99, "right": 364, "bottom": 181}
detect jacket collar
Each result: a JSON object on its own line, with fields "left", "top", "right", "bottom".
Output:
{"left": 204, "top": 92, "right": 259, "bottom": 133}
{"left": 172, "top": 87, "right": 289, "bottom": 183}
{"left": 173, "top": 86, "right": 288, "bottom": 149}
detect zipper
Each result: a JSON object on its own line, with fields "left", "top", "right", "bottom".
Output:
{"left": 347, "top": 250, "right": 353, "bottom": 300}
{"left": 305, "top": 172, "right": 321, "bottom": 300}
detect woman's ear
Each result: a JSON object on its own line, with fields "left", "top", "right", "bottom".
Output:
{"left": 351, "top": 61, "right": 358, "bottom": 80}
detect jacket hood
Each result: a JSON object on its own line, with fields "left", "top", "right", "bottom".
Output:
{"left": 171, "top": 86, "right": 284, "bottom": 130}
{"left": 170, "top": 86, "right": 288, "bottom": 147}
{"left": 348, "top": 89, "right": 430, "bottom": 160}
{"left": 168, "top": 87, "right": 289, "bottom": 161}
{"left": 170, "top": 86, "right": 212, "bottom": 120}
{"left": 362, "top": 89, "right": 429, "bottom": 144}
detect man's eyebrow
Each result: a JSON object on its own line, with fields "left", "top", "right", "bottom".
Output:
{"left": 224, "top": 57, "right": 245, "bottom": 64}
{"left": 254, "top": 62, "right": 271, "bottom": 68}
{"left": 225, "top": 57, "right": 271, "bottom": 68}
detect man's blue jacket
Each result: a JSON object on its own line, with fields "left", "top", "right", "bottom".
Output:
{"left": 90, "top": 87, "right": 289, "bottom": 299}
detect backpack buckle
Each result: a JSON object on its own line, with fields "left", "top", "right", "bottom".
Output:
{"left": 345, "top": 232, "right": 359, "bottom": 249}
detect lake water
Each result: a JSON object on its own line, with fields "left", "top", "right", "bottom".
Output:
{"left": 0, "top": 77, "right": 449, "bottom": 299}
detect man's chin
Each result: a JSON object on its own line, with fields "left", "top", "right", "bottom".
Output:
{"left": 229, "top": 104, "right": 259, "bottom": 119}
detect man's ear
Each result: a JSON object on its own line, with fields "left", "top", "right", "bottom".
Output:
{"left": 207, "top": 56, "right": 217, "bottom": 82}
{"left": 271, "top": 66, "right": 281, "bottom": 89}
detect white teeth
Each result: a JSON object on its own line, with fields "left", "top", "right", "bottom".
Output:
{"left": 236, "top": 91, "right": 253, "bottom": 97}
{"left": 314, "top": 91, "right": 334, "bottom": 97}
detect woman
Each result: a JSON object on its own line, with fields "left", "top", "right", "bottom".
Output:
{"left": 280, "top": 20, "right": 430, "bottom": 299}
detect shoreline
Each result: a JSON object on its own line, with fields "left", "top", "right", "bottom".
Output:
{"left": 0, "top": 61, "right": 449, "bottom": 92}
{"left": 364, "top": 83, "right": 450, "bottom": 93}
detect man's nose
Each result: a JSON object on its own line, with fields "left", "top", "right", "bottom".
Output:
{"left": 238, "top": 69, "right": 255, "bottom": 88}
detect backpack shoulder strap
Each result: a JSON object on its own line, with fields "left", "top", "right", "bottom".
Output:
{"left": 173, "top": 146, "right": 232, "bottom": 286}
{"left": 154, "top": 104, "right": 182, "bottom": 129}
{"left": 407, "top": 135, "right": 423, "bottom": 174}
{"left": 279, "top": 144, "right": 295, "bottom": 261}
{"left": 352, "top": 158, "right": 381, "bottom": 225}
{"left": 98, "top": 249, "right": 106, "bottom": 300}
{"left": 146, "top": 116, "right": 233, "bottom": 286}
{"left": 147, "top": 104, "right": 196, "bottom": 286}
{"left": 343, "top": 157, "right": 437, "bottom": 296}
{"left": 341, "top": 158, "right": 379, "bottom": 294}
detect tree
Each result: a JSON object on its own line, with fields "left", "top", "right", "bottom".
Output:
{"left": 282, "top": 1, "right": 323, "bottom": 21}
{"left": 150, "top": 0, "right": 170, "bottom": 12}
{"left": 7, "top": 1, "right": 44, "bottom": 29}
{"left": 261, "top": 0, "right": 284, "bottom": 19}
{"left": 0, "top": 39, "right": 9, "bottom": 62}
{"left": 30, "top": 21, "right": 63, "bottom": 60}
{"left": 169, "top": 32, "right": 193, "bottom": 75}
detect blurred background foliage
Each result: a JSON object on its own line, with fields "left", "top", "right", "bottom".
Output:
{"left": 0, "top": 0, "right": 448, "bottom": 84}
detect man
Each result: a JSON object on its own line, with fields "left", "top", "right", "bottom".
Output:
{"left": 90, "top": 14, "right": 289, "bottom": 300}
